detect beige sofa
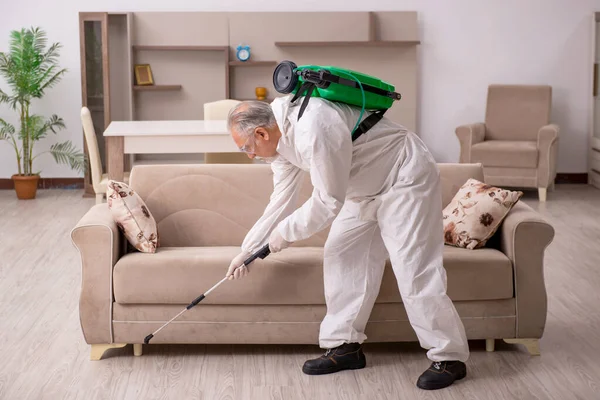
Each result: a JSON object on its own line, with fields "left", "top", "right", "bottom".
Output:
{"left": 71, "top": 163, "right": 555, "bottom": 361}
{"left": 455, "top": 85, "right": 559, "bottom": 202}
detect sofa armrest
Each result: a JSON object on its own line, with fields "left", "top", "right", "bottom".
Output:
{"left": 500, "top": 201, "right": 555, "bottom": 338}
{"left": 537, "top": 124, "right": 559, "bottom": 188}
{"left": 455, "top": 123, "right": 486, "bottom": 163}
{"left": 70, "top": 204, "right": 121, "bottom": 344}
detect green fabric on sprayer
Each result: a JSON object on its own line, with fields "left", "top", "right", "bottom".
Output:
{"left": 272, "top": 61, "right": 402, "bottom": 140}
{"left": 292, "top": 65, "right": 399, "bottom": 110}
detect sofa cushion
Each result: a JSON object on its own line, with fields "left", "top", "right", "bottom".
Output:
{"left": 471, "top": 140, "right": 538, "bottom": 168}
{"left": 128, "top": 163, "right": 486, "bottom": 248}
{"left": 113, "top": 246, "right": 514, "bottom": 305}
{"left": 443, "top": 178, "right": 523, "bottom": 249}
{"left": 107, "top": 180, "right": 159, "bottom": 253}
{"left": 128, "top": 164, "right": 328, "bottom": 248}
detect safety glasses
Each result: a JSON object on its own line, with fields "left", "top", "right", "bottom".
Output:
{"left": 239, "top": 137, "right": 255, "bottom": 154}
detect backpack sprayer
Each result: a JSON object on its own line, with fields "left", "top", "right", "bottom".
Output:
{"left": 273, "top": 60, "right": 402, "bottom": 141}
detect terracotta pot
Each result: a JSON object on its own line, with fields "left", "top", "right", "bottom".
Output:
{"left": 12, "top": 174, "right": 40, "bottom": 200}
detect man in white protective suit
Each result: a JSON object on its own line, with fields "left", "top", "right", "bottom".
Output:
{"left": 225, "top": 96, "right": 470, "bottom": 390}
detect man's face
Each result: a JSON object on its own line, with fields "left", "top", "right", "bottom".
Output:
{"left": 230, "top": 125, "right": 280, "bottom": 160}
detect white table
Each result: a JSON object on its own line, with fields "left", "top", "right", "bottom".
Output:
{"left": 103, "top": 120, "right": 236, "bottom": 181}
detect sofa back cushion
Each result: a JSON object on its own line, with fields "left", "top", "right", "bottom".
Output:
{"left": 485, "top": 84, "right": 551, "bottom": 141}
{"left": 129, "top": 163, "right": 484, "bottom": 247}
{"left": 129, "top": 164, "right": 328, "bottom": 247}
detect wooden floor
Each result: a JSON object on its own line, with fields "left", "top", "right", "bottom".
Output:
{"left": 0, "top": 185, "right": 599, "bottom": 400}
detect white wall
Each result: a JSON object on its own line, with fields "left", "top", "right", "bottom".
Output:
{"left": 1, "top": 0, "right": 598, "bottom": 178}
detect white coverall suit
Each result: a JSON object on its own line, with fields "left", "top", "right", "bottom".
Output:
{"left": 241, "top": 95, "right": 470, "bottom": 362}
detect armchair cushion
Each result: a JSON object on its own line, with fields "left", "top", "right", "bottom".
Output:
{"left": 471, "top": 140, "right": 538, "bottom": 168}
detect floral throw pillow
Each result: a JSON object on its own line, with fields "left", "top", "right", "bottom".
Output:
{"left": 442, "top": 179, "right": 523, "bottom": 249}
{"left": 107, "top": 180, "right": 158, "bottom": 253}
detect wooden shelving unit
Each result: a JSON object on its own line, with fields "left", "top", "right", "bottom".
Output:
{"left": 236, "top": 98, "right": 273, "bottom": 102}
{"left": 274, "top": 40, "right": 420, "bottom": 47}
{"left": 133, "top": 85, "right": 183, "bottom": 91}
{"left": 131, "top": 45, "right": 230, "bottom": 97}
{"left": 78, "top": 10, "right": 420, "bottom": 191}
{"left": 229, "top": 61, "right": 277, "bottom": 67}
{"left": 133, "top": 45, "right": 229, "bottom": 51}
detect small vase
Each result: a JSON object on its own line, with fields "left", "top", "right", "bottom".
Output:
{"left": 12, "top": 174, "right": 40, "bottom": 200}
{"left": 255, "top": 87, "right": 267, "bottom": 101}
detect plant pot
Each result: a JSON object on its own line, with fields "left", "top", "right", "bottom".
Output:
{"left": 12, "top": 174, "right": 40, "bottom": 200}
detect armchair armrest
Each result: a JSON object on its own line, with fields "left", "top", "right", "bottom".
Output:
{"left": 500, "top": 201, "right": 555, "bottom": 338}
{"left": 537, "top": 124, "right": 559, "bottom": 188}
{"left": 70, "top": 204, "right": 121, "bottom": 344}
{"left": 455, "top": 123, "right": 486, "bottom": 163}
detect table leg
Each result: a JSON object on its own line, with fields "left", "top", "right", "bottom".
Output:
{"left": 106, "top": 136, "right": 124, "bottom": 181}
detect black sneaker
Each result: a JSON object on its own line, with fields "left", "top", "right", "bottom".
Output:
{"left": 416, "top": 361, "right": 467, "bottom": 390}
{"left": 302, "top": 342, "right": 366, "bottom": 375}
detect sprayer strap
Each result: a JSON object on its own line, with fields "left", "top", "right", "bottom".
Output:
{"left": 352, "top": 109, "right": 387, "bottom": 142}
{"left": 291, "top": 82, "right": 316, "bottom": 120}
{"left": 291, "top": 80, "right": 386, "bottom": 142}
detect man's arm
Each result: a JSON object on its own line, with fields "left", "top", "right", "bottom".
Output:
{"left": 277, "top": 111, "right": 353, "bottom": 242}
{"left": 241, "top": 157, "right": 305, "bottom": 254}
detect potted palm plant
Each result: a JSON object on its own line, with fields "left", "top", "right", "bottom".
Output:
{"left": 0, "top": 27, "right": 85, "bottom": 199}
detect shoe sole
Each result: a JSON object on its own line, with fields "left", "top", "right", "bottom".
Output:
{"left": 416, "top": 368, "right": 467, "bottom": 390}
{"left": 302, "top": 361, "right": 366, "bottom": 375}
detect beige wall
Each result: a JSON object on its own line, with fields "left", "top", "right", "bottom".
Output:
{"left": 3, "top": 1, "right": 595, "bottom": 178}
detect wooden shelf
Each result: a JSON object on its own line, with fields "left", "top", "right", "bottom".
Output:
{"left": 229, "top": 61, "right": 277, "bottom": 67}
{"left": 132, "top": 45, "right": 228, "bottom": 51}
{"left": 133, "top": 85, "right": 182, "bottom": 91}
{"left": 274, "top": 40, "right": 420, "bottom": 47}
{"left": 236, "top": 98, "right": 274, "bottom": 102}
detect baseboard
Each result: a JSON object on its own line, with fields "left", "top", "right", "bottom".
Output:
{"left": 555, "top": 173, "right": 588, "bottom": 184}
{"left": 0, "top": 178, "right": 84, "bottom": 190}
{"left": 0, "top": 174, "right": 589, "bottom": 189}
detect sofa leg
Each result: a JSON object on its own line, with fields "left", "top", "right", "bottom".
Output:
{"left": 503, "top": 338, "right": 540, "bottom": 356}
{"left": 133, "top": 343, "right": 143, "bottom": 357}
{"left": 95, "top": 193, "right": 104, "bottom": 204}
{"left": 90, "top": 343, "right": 127, "bottom": 361}
{"left": 486, "top": 339, "right": 495, "bottom": 352}
{"left": 538, "top": 188, "right": 547, "bottom": 202}
{"left": 549, "top": 182, "right": 555, "bottom": 191}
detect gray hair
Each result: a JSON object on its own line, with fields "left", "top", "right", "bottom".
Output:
{"left": 227, "top": 101, "right": 277, "bottom": 139}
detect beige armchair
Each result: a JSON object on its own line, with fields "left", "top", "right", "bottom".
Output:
{"left": 456, "top": 85, "right": 559, "bottom": 201}
{"left": 203, "top": 99, "right": 253, "bottom": 164}
{"left": 81, "top": 107, "right": 129, "bottom": 204}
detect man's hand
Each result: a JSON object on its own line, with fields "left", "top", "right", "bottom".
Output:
{"left": 226, "top": 251, "right": 251, "bottom": 280}
{"left": 269, "top": 228, "right": 292, "bottom": 253}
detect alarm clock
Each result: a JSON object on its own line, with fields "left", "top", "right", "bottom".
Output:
{"left": 236, "top": 45, "right": 251, "bottom": 62}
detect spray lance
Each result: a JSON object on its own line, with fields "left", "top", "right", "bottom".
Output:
{"left": 143, "top": 244, "right": 271, "bottom": 344}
